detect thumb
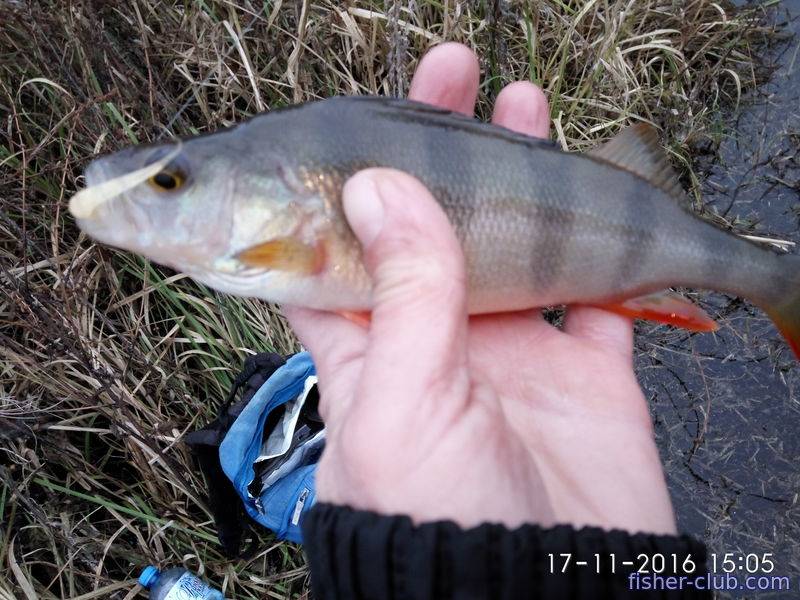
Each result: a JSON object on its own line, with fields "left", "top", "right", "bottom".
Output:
{"left": 343, "top": 168, "right": 469, "bottom": 410}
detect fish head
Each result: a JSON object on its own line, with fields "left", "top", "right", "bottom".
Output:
{"left": 70, "top": 136, "right": 370, "bottom": 308}
{"left": 72, "top": 139, "right": 246, "bottom": 270}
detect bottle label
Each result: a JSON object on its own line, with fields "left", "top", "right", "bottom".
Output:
{"left": 164, "top": 572, "right": 218, "bottom": 600}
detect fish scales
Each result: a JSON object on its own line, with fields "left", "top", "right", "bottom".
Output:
{"left": 69, "top": 96, "right": 800, "bottom": 357}
{"left": 240, "top": 97, "right": 785, "bottom": 310}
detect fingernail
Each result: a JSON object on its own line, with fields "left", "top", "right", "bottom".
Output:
{"left": 343, "top": 172, "right": 385, "bottom": 248}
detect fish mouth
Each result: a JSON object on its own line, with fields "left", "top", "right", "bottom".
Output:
{"left": 68, "top": 160, "right": 109, "bottom": 220}
{"left": 68, "top": 144, "right": 182, "bottom": 221}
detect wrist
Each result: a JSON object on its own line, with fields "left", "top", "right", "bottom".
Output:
{"left": 302, "top": 503, "right": 710, "bottom": 599}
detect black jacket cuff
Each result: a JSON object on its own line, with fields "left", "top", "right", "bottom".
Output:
{"left": 302, "top": 503, "right": 709, "bottom": 599}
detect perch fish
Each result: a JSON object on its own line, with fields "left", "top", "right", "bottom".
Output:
{"left": 69, "top": 96, "right": 800, "bottom": 356}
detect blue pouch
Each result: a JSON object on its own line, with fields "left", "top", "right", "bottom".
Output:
{"left": 219, "top": 352, "right": 322, "bottom": 543}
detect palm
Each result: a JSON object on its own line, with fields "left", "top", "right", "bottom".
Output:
{"left": 285, "top": 44, "right": 676, "bottom": 535}
{"left": 468, "top": 313, "right": 673, "bottom": 531}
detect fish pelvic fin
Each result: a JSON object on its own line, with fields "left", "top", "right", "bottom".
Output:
{"left": 336, "top": 310, "right": 371, "bottom": 328}
{"left": 763, "top": 254, "right": 800, "bottom": 359}
{"left": 589, "top": 124, "right": 685, "bottom": 201}
{"left": 236, "top": 237, "right": 326, "bottom": 275}
{"left": 587, "top": 291, "right": 719, "bottom": 332}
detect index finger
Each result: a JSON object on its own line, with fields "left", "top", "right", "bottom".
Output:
{"left": 408, "top": 43, "right": 479, "bottom": 115}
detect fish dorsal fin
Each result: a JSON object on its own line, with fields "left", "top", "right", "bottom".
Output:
{"left": 589, "top": 124, "right": 684, "bottom": 200}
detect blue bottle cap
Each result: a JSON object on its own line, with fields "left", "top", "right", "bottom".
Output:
{"left": 138, "top": 566, "right": 160, "bottom": 588}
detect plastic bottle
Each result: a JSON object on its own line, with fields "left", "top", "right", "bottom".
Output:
{"left": 138, "top": 565, "right": 224, "bottom": 599}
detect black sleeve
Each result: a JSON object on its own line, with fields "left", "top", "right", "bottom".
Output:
{"left": 302, "top": 503, "right": 710, "bottom": 599}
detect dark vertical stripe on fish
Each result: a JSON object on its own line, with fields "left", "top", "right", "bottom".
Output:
{"left": 701, "top": 229, "right": 729, "bottom": 282}
{"left": 460, "top": 135, "right": 478, "bottom": 238}
{"left": 531, "top": 203, "right": 576, "bottom": 292}
{"left": 614, "top": 181, "right": 654, "bottom": 291}
{"left": 314, "top": 103, "right": 338, "bottom": 171}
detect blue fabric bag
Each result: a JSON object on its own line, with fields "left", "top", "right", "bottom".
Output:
{"left": 219, "top": 352, "right": 321, "bottom": 543}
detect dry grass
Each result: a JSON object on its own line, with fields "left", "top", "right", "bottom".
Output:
{"left": 0, "top": 0, "right": 778, "bottom": 598}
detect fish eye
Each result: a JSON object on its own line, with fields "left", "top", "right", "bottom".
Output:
{"left": 148, "top": 170, "right": 185, "bottom": 192}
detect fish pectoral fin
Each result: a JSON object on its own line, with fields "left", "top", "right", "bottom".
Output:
{"left": 336, "top": 310, "right": 371, "bottom": 328}
{"left": 588, "top": 292, "right": 719, "bottom": 332}
{"left": 589, "top": 124, "right": 685, "bottom": 201}
{"left": 236, "top": 237, "right": 325, "bottom": 274}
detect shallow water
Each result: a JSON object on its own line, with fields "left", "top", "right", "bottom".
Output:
{"left": 638, "top": 2, "right": 800, "bottom": 596}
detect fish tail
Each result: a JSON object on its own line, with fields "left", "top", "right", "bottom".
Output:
{"left": 763, "top": 254, "right": 800, "bottom": 359}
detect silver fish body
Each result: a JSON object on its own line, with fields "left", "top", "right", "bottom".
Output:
{"left": 71, "top": 96, "right": 800, "bottom": 355}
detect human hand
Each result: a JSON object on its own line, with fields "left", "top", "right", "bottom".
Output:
{"left": 284, "top": 43, "right": 677, "bottom": 535}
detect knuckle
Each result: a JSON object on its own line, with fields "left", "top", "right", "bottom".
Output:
{"left": 374, "top": 254, "right": 465, "bottom": 307}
